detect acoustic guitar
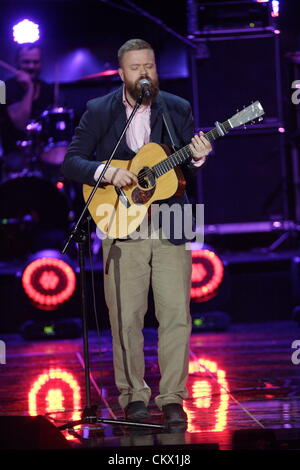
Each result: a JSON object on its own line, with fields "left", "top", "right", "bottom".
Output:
{"left": 83, "top": 101, "right": 264, "bottom": 239}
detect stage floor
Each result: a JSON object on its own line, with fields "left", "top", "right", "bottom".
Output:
{"left": 1, "top": 321, "right": 300, "bottom": 450}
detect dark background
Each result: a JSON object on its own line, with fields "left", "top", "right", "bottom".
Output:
{"left": 0, "top": 1, "right": 299, "bottom": 113}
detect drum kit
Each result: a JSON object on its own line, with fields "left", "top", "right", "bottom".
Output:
{"left": 0, "top": 106, "right": 76, "bottom": 260}
{"left": 2, "top": 106, "right": 75, "bottom": 178}
{"left": 0, "top": 60, "right": 118, "bottom": 260}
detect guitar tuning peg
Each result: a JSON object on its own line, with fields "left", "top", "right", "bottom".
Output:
{"left": 258, "top": 117, "right": 263, "bottom": 122}
{"left": 236, "top": 109, "right": 239, "bottom": 113}
{"left": 243, "top": 105, "right": 246, "bottom": 109}
{"left": 243, "top": 124, "right": 247, "bottom": 129}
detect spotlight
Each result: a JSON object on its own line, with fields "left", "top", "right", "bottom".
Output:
{"left": 271, "top": 0, "right": 280, "bottom": 18}
{"left": 13, "top": 19, "right": 40, "bottom": 44}
{"left": 191, "top": 248, "right": 224, "bottom": 302}
{"left": 21, "top": 250, "right": 76, "bottom": 310}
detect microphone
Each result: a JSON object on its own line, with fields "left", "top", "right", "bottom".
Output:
{"left": 138, "top": 78, "right": 152, "bottom": 98}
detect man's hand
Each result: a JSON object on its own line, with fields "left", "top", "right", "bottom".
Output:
{"left": 7, "top": 71, "right": 35, "bottom": 130}
{"left": 189, "top": 131, "right": 212, "bottom": 166}
{"left": 104, "top": 167, "right": 138, "bottom": 188}
{"left": 15, "top": 70, "right": 34, "bottom": 92}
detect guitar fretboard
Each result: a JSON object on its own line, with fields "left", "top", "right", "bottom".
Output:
{"left": 152, "top": 119, "right": 232, "bottom": 177}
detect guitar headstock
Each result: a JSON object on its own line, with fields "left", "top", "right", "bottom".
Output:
{"left": 229, "top": 101, "right": 265, "bottom": 128}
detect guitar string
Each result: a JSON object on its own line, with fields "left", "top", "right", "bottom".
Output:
{"left": 135, "top": 130, "right": 216, "bottom": 183}
{"left": 136, "top": 111, "right": 258, "bottom": 180}
{"left": 136, "top": 150, "right": 197, "bottom": 183}
{"left": 134, "top": 116, "right": 245, "bottom": 182}
{"left": 136, "top": 149, "right": 189, "bottom": 182}
{"left": 118, "top": 111, "right": 258, "bottom": 184}
{"left": 135, "top": 138, "right": 207, "bottom": 181}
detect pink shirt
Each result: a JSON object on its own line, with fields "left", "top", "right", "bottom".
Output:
{"left": 122, "top": 86, "right": 151, "bottom": 153}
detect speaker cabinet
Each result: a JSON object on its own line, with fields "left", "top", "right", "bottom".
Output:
{"left": 199, "top": 130, "right": 287, "bottom": 224}
{"left": 195, "top": 35, "right": 281, "bottom": 127}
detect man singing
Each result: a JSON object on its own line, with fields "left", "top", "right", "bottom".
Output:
{"left": 62, "top": 39, "right": 212, "bottom": 427}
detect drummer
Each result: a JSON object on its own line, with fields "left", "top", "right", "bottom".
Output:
{"left": 1, "top": 43, "right": 54, "bottom": 156}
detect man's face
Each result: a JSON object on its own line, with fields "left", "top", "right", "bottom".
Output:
{"left": 17, "top": 47, "right": 42, "bottom": 81}
{"left": 119, "top": 48, "right": 159, "bottom": 104}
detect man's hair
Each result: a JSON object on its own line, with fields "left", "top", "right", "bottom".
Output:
{"left": 15, "top": 43, "right": 42, "bottom": 63}
{"left": 118, "top": 39, "right": 153, "bottom": 66}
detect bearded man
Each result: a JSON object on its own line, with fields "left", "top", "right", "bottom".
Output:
{"left": 62, "top": 38, "right": 212, "bottom": 428}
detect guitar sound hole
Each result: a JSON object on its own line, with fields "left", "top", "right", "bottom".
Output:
{"left": 138, "top": 166, "right": 156, "bottom": 189}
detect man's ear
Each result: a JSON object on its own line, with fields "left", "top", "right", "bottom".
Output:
{"left": 118, "top": 68, "right": 124, "bottom": 82}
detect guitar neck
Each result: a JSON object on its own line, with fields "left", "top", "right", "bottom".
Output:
{"left": 152, "top": 118, "right": 232, "bottom": 177}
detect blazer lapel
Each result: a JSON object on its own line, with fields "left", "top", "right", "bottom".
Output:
{"left": 150, "top": 93, "right": 163, "bottom": 143}
{"left": 112, "top": 88, "right": 128, "bottom": 153}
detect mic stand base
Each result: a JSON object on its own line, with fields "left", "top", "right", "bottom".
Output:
{"left": 58, "top": 416, "right": 165, "bottom": 431}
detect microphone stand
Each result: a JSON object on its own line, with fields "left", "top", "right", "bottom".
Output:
{"left": 59, "top": 91, "right": 164, "bottom": 434}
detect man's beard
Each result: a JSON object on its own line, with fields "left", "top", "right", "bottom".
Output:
{"left": 126, "top": 76, "right": 160, "bottom": 105}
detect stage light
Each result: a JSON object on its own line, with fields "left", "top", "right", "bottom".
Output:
{"left": 271, "top": 0, "right": 280, "bottom": 18}
{"left": 191, "top": 249, "right": 224, "bottom": 302}
{"left": 99, "top": 69, "right": 118, "bottom": 76}
{"left": 256, "top": 0, "right": 280, "bottom": 20}
{"left": 185, "top": 359, "right": 229, "bottom": 433}
{"left": 13, "top": 19, "right": 40, "bottom": 44}
{"left": 21, "top": 250, "right": 76, "bottom": 310}
{"left": 56, "top": 181, "right": 64, "bottom": 190}
{"left": 28, "top": 368, "right": 81, "bottom": 421}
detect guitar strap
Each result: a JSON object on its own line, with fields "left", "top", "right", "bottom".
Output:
{"left": 159, "top": 95, "right": 180, "bottom": 153}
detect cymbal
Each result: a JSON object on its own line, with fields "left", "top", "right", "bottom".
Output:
{"left": 77, "top": 69, "right": 119, "bottom": 81}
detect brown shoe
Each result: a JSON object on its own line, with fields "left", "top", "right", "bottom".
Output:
{"left": 162, "top": 403, "right": 188, "bottom": 425}
{"left": 124, "top": 401, "right": 151, "bottom": 421}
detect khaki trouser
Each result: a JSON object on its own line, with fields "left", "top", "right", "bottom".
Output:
{"left": 102, "top": 234, "right": 192, "bottom": 410}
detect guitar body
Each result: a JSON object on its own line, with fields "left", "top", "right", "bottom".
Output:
{"left": 82, "top": 100, "right": 265, "bottom": 239}
{"left": 82, "top": 142, "right": 185, "bottom": 239}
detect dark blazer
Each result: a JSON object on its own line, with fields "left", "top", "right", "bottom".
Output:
{"left": 61, "top": 86, "right": 199, "bottom": 244}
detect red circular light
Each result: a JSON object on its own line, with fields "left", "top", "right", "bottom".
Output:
{"left": 56, "top": 182, "right": 64, "bottom": 190}
{"left": 22, "top": 258, "right": 76, "bottom": 309}
{"left": 191, "top": 249, "right": 224, "bottom": 302}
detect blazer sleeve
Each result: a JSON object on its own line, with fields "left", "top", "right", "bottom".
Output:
{"left": 60, "top": 102, "right": 101, "bottom": 186}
